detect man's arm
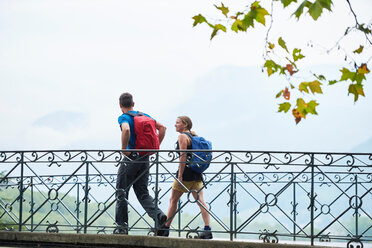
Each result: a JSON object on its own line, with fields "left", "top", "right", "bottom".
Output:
{"left": 121, "top": 122, "right": 131, "bottom": 156}
{"left": 156, "top": 121, "right": 166, "bottom": 145}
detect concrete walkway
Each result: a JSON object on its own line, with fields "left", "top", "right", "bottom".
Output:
{"left": 0, "top": 231, "right": 335, "bottom": 248}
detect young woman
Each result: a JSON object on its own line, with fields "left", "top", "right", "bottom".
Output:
{"left": 159, "top": 116, "right": 212, "bottom": 239}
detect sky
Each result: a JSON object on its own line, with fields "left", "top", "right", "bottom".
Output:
{"left": 0, "top": 0, "right": 371, "bottom": 153}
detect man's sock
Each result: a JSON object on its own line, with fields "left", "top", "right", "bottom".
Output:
{"left": 204, "top": 225, "right": 211, "bottom": 231}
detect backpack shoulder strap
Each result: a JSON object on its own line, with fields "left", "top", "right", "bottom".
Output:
{"left": 124, "top": 111, "right": 143, "bottom": 117}
{"left": 182, "top": 132, "right": 194, "bottom": 139}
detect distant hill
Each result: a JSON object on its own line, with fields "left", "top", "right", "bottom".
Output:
{"left": 350, "top": 137, "right": 372, "bottom": 153}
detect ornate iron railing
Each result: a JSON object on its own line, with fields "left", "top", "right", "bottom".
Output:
{"left": 0, "top": 150, "right": 371, "bottom": 247}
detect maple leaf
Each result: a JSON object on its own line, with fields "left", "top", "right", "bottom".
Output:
{"left": 308, "top": 80, "right": 323, "bottom": 94}
{"left": 307, "top": 100, "right": 319, "bottom": 115}
{"left": 214, "top": 3, "right": 229, "bottom": 17}
{"left": 309, "top": 0, "right": 323, "bottom": 20}
{"left": 283, "top": 87, "right": 290, "bottom": 100}
{"left": 348, "top": 84, "right": 365, "bottom": 102}
{"left": 210, "top": 24, "right": 226, "bottom": 40}
{"left": 231, "top": 19, "right": 244, "bottom": 32}
{"left": 278, "top": 37, "right": 289, "bottom": 53}
{"left": 286, "top": 64, "right": 298, "bottom": 75}
{"left": 192, "top": 14, "right": 207, "bottom": 27}
{"left": 278, "top": 102, "right": 291, "bottom": 113}
{"left": 276, "top": 90, "right": 284, "bottom": 98}
{"left": 299, "top": 82, "right": 310, "bottom": 93}
{"left": 353, "top": 45, "right": 364, "bottom": 54}
{"left": 293, "top": 0, "right": 311, "bottom": 19}
{"left": 293, "top": 48, "right": 305, "bottom": 61}
{"left": 358, "top": 63, "right": 370, "bottom": 74}
{"left": 281, "top": 0, "right": 297, "bottom": 8}
{"left": 255, "top": 7, "right": 269, "bottom": 25}
{"left": 264, "top": 60, "right": 280, "bottom": 76}
{"left": 292, "top": 108, "right": 303, "bottom": 124}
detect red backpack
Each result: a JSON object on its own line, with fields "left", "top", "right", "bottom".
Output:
{"left": 125, "top": 112, "right": 159, "bottom": 155}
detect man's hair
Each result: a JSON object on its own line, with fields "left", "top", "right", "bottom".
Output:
{"left": 119, "top": 92, "right": 133, "bottom": 108}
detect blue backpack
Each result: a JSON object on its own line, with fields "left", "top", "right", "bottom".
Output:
{"left": 184, "top": 132, "right": 212, "bottom": 174}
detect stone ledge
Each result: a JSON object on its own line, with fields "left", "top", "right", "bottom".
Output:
{"left": 0, "top": 231, "right": 332, "bottom": 248}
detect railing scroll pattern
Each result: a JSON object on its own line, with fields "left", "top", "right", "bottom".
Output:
{"left": 0, "top": 150, "right": 371, "bottom": 248}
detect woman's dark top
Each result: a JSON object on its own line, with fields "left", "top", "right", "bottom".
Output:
{"left": 175, "top": 133, "right": 203, "bottom": 182}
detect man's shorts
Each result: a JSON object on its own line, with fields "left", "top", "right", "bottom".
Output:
{"left": 172, "top": 180, "right": 203, "bottom": 193}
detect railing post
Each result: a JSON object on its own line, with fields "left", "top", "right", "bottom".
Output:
{"left": 178, "top": 200, "right": 182, "bottom": 237}
{"left": 355, "top": 175, "right": 359, "bottom": 238}
{"left": 30, "top": 177, "right": 34, "bottom": 232}
{"left": 233, "top": 173, "right": 237, "bottom": 239}
{"left": 310, "top": 153, "right": 315, "bottom": 246}
{"left": 154, "top": 152, "right": 160, "bottom": 231}
{"left": 83, "top": 162, "right": 89, "bottom": 234}
{"left": 19, "top": 152, "right": 24, "bottom": 232}
{"left": 293, "top": 182, "right": 297, "bottom": 241}
{"left": 76, "top": 183, "right": 80, "bottom": 233}
{"left": 230, "top": 163, "right": 234, "bottom": 241}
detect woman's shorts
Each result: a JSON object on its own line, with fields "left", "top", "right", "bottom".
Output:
{"left": 172, "top": 180, "right": 203, "bottom": 193}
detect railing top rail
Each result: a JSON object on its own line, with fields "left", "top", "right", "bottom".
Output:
{"left": 0, "top": 149, "right": 371, "bottom": 155}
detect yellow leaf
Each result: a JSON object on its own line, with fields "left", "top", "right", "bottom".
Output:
{"left": 357, "top": 63, "right": 370, "bottom": 74}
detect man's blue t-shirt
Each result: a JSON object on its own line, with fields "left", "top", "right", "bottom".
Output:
{"left": 118, "top": 111, "right": 153, "bottom": 149}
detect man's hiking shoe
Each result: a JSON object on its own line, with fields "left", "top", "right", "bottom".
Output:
{"left": 113, "top": 224, "right": 128, "bottom": 235}
{"left": 199, "top": 230, "right": 213, "bottom": 239}
{"left": 156, "top": 214, "right": 168, "bottom": 236}
{"left": 157, "top": 227, "right": 169, "bottom": 237}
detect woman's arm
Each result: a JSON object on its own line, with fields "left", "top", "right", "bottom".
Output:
{"left": 177, "top": 133, "right": 189, "bottom": 181}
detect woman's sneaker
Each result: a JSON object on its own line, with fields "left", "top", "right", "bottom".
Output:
{"left": 199, "top": 229, "right": 213, "bottom": 239}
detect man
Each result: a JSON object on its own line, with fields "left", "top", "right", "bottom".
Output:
{"left": 115, "top": 92, "right": 167, "bottom": 234}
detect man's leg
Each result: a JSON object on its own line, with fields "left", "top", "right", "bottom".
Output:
{"left": 133, "top": 158, "right": 166, "bottom": 222}
{"left": 115, "top": 161, "right": 130, "bottom": 233}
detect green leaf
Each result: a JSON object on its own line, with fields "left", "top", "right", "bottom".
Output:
{"left": 276, "top": 90, "right": 284, "bottom": 98}
{"left": 353, "top": 45, "right": 364, "bottom": 54}
{"left": 210, "top": 24, "right": 226, "bottom": 40}
{"left": 309, "top": 80, "right": 323, "bottom": 94}
{"left": 278, "top": 102, "right": 291, "bottom": 113}
{"left": 307, "top": 100, "right": 319, "bottom": 115}
{"left": 329, "top": 80, "right": 338, "bottom": 85}
{"left": 264, "top": 60, "right": 280, "bottom": 76}
{"left": 348, "top": 84, "right": 365, "bottom": 102}
{"left": 231, "top": 19, "right": 244, "bottom": 32}
{"left": 278, "top": 37, "right": 289, "bottom": 53}
{"left": 296, "top": 98, "right": 308, "bottom": 114}
{"left": 358, "top": 24, "right": 372, "bottom": 34}
{"left": 214, "top": 3, "right": 229, "bottom": 18}
{"left": 242, "top": 14, "right": 254, "bottom": 29}
{"left": 281, "top": 0, "right": 297, "bottom": 8}
{"left": 313, "top": 74, "right": 326, "bottom": 81}
{"left": 268, "top": 42, "right": 275, "bottom": 49}
{"left": 340, "top": 68, "right": 354, "bottom": 81}
{"left": 354, "top": 73, "right": 366, "bottom": 85}
{"left": 255, "top": 7, "right": 269, "bottom": 26}
{"left": 319, "top": 0, "right": 332, "bottom": 11}
{"left": 192, "top": 14, "right": 207, "bottom": 27}
{"left": 293, "top": 0, "right": 311, "bottom": 19}
{"left": 309, "top": 0, "right": 323, "bottom": 20}
{"left": 299, "top": 82, "right": 310, "bottom": 93}
{"left": 292, "top": 48, "right": 305, "bottom": 61}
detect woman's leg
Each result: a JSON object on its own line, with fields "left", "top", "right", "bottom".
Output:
{"left": 192, "top": 189, "right": 210, "bottom": 226}
{"left": 165, "top": 189, "right": 184, "bottom": 227}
